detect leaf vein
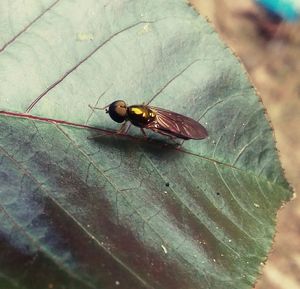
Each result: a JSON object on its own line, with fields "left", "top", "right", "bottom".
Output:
{"left": 54, "top": 125, "right": 159, "bottom": 289}
{"left": 214, "top": 163, "right": 260, "bottom": 240}
{"left": 0, "top": 0, "right": 60, "bottom": 53}
{"left": 0, "top": 147, "right": 97, "bottom": 289}
{"left": 55, "top": 124, "right": 227, "bottom": 277}
{"left": 146, "top": 58, "right": 202, "bottom": 105}
{"left": 25, "top": 20, "right": 156, "bottom": 113}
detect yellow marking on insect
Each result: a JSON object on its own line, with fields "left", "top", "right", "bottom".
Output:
{"left": 149, "top": 111, "right": 156, "bottom": 118}
{"left": 131, "top": 107, "right": 144, "bottom": 115}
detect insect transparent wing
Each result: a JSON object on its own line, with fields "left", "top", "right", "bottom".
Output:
{"left": 146, "top": 107, "right": 208, "bottom": 140}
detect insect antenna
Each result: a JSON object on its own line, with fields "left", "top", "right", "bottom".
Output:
{"left": 88, "top": 84, "right": 113, "bottom": 113}
{"left": 88, "top": 104, "right": 110, "bottom": 113}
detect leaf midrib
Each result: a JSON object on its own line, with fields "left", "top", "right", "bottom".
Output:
{"left": 0, "top": 111, "right": 287, "bottom": 191}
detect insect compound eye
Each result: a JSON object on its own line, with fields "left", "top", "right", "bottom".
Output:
{"left": 108, "top": 100, "right": 127, "bottom": 123}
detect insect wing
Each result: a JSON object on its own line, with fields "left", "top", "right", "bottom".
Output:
{"left": 147, "top": 107, "right": 208, "bottom": 140}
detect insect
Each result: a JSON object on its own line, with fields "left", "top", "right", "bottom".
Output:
{"left": 89, "top": 100, "right": 208, "bottom": 140}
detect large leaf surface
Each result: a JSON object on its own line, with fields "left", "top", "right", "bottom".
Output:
{"left": 0, "top": 0, "right": 292, "bottom": 289}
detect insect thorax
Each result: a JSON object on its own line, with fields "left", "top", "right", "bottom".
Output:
{"left": 127, "top": 105, "right": 156, "bottom": 127}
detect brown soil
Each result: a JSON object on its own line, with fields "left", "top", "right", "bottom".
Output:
{"left": 190, "top": 1, "right": 300, "bottom": 288}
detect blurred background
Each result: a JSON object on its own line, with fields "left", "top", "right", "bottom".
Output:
{"left": 190, "top": 1, "right": 300, "bottom": 288}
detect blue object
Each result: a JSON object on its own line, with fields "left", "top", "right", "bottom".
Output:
{"left": 256, "top": 0, "right": 300, "bottom": 21}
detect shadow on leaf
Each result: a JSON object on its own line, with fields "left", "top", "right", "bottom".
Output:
{"left": 88, "top": 128, "right": 184, "bottom": 161}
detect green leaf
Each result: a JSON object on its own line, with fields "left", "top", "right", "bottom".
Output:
{"left": 0, "top": 1, "right": 292, "bottom": 289}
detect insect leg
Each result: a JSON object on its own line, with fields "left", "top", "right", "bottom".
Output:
{"left": 87, "top": 122, "right": 131, "bottom": 140}
{"left": 149, "top": 128, "right": 176, "bottom": 139}
{"left": 140, "top": 128, "right": 147, "bottom": 139}
{"left": 149, "top": 128, "right": 182, "bottom": 146}
{"left": 117, "top": 122, "right": 131, "bottom": 134}
{"left": 87, "top": 130, "right": 115, "bottom": 140}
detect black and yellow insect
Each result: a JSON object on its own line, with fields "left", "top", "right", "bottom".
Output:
{"left": 90, "top": 100, "right": 208, "bottom": 140}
